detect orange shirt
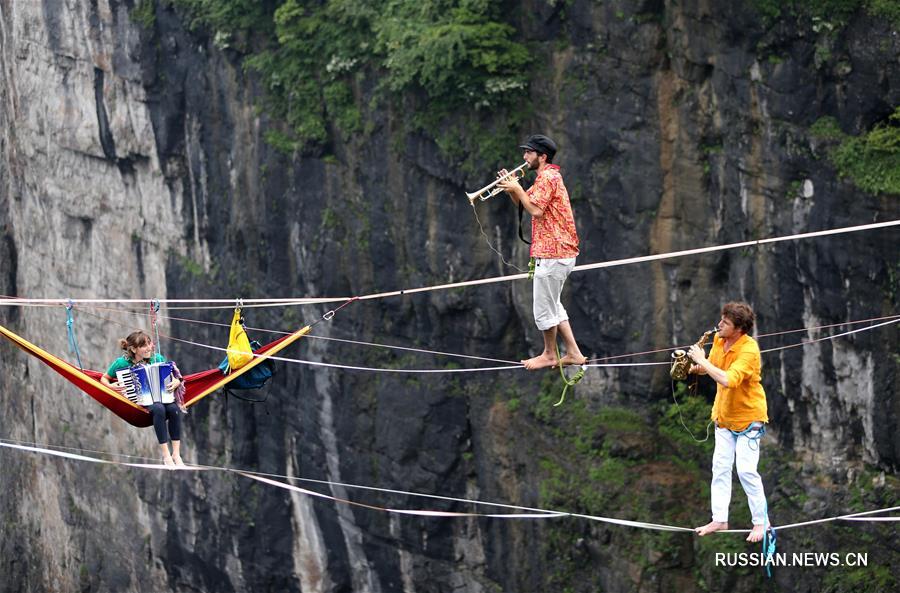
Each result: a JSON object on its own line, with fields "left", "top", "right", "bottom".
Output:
{"left": 527, "top": 165, "right": 579, "bottom": 259}
{"left": 708, "top": 333, "right": 769, "bottom": 431}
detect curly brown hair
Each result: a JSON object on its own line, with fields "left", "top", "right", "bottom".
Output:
{"left": 721, "top": 302, "right": 755, "bottom": 334}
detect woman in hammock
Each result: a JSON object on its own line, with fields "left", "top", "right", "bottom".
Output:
{"left": 100, "top": 330, "right": 186, "bottom": 466}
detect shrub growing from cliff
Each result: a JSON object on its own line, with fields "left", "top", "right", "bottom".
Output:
{"left": 811, "top": 107, "right": 900, "bottom": 196}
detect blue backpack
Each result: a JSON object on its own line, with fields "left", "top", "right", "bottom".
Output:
{"left": 218, "top": 340, "right": 274, "bottom": 391}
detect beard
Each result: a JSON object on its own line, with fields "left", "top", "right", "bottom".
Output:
{"left": 526, "top": 155, "right": 540, "bottom": 170}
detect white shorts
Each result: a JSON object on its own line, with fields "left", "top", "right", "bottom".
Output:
{"left": 532, "top": 257, "right": 576, "bottom": 331}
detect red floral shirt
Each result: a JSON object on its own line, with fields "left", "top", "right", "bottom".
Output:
{"left": 527, "top": 165, "right": 579, "bottom": 258}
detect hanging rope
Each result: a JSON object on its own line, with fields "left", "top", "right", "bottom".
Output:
{"left": 470, "top": 202, "right": 526, "bottom": 272}
{"left": 552, "top": 343, "right": 586, "bottom": 406}
{"left": 149, "top": 299, "right": 162, "bottom": 357}
{"left": 64, "top": 300, "right": 84, "bottom": 370}
{"left": 763, "top": 501, "right": 777, "bottom": 578}
{"left": 669, "top": 380, "right": 714, "bottom": 443}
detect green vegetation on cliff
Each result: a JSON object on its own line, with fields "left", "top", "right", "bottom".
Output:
{"left": 506, "top": 377, "right": 900, "bottom": 591}
{"left": 753, "top": 0, "right": 900, "bottom": 27}
{"left": 167, "top": 0, "right": 529, "bottom": 170}
{"left": 811, "top": 107, "right": 900, "bottom": 196}
{"left": 519, "top": 376, "right": 720, "bottom": 590}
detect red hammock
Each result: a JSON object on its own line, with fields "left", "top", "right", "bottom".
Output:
{"left": 0, "top": 323, "right": 310, "bottom": 427}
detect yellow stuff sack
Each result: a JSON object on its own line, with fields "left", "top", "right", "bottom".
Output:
{"left": 226, "top": 308, "right": 254, "bottom": 372}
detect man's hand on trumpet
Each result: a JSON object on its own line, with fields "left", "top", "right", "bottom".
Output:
{"left": 496, "top": 168, "right": 522, "bottom": 196}
{"left": 497, "top": 168, "right": 544, "bottom": 217}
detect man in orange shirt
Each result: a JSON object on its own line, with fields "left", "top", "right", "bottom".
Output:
{"left": 498, "top": 134, "right": 586, "bottom": 370}
{"left": 688, "top": 302, "right": 770, "bottom": 543}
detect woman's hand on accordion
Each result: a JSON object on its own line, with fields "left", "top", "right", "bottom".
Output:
{"left": 166, "top": 377, "right": 182, "bottom": 392}
{"left": 100, "top": 374, "right": 127, "bottom": 394}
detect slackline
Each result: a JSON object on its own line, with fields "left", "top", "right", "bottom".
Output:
{"left": 1, "top": 219, "right": 896, "bottom": 308}
{"left": 0, "top": 441, "right": 896, "bottom": 533}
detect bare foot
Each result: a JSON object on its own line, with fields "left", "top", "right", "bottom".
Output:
{"left": 162, "top": 456, "right": 175, "bottom": 467}
{"left": 558, "top": 353, "right": 587, "bottom": 367}
{"left": 521, "top": 353, "right": 559, "bottom": 370}
{"left": 695, "top": 521, "right": 728, "bottom": 536}
{"left": 172, "top": 454, "right": 185, "bottom": 467}
{"left": 746, "top": 524, "right": 765, "bottom": 543}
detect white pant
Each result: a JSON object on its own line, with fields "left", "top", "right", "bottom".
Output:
{"left": 532, "top": 257, "right": 576, "bottom": 331}
{"left": 710, "top": 423, "right": 769, "bottom": 525}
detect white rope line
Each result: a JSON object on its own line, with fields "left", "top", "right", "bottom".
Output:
{"left": 290, "top": 334, "right": 523, "bottom": 366}
{"left": 279, "top": 218, "right": 900, "bottom": 304}
{"left": 110, "top": 305, "right": 900, "bottom": 345}
{"left": 72, "top": 306, "right": 525, "bottom": 368}
{"left": 235, "top": 471, "right": 565, "bottom": 519}
{"left": 0, "top": 439, "right": 680, "bottom": 522}
{"left": 588, "top": 361, "right": 669, "bottom": 367}
{"left": 6, "top": 293, "right": 896, "bottom": 375}
{"left": 57, "top": 304, "right": 898, "bottom": 375}
{"left": 1, "top": 440, "right": 896, "bottom": 531}
{"left": 0, "top": 440, "right": 212, "bottom": 471}
{"left": 756, "top": 506, "right": 900, "bottom": 531}
{"left": 141, "top": 309, "right": 900, "bottom": 368}
{"left": 755, "top": 314, "right": 900, "bottom": 340}
{"left": 158, "top": 316, "right": 896, "bottom": 375}
{"left": 152, "top": 313, "right": 524, "bottom": 366}
{"left": 590, "top": 314, "right": 900, "bottom": 364}
{"left": 0, "top": 296, "right": 333, "bottom": 306}
{"left": 77, "top": 307, "right": 526, "bottom": 373}
{"left": 0, "top": 437, "right": 162, "bottom": 464}
{"left": 3, "top": 219, "right": 897, "bottom": 307}
{"left": 760, "top": 318, "right": 900, "bottom": 353}
{"left": 168, "top": 333, "right": 524, "bottom": 373}
{"left": 99, "top": 303, "right": 900, "bottom": 365}
{"left": 351, "top": 219, "right": 900, "bottom": 303}
{"left": 167, "top": 332, "right": 672, "bottom": 372}
{"left": 0, "top": 437, "right": 566, "bottom": 515}
{"left": 0, "top": 441, "right": 556, "bottom": 519}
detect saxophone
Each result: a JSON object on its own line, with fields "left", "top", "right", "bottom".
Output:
{"left": 670, "top": 329, "right": 717, "bottom": 381}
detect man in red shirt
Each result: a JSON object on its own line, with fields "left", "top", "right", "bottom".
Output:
{"left": 499, "top": 134, "right": 585, "bottom": 370}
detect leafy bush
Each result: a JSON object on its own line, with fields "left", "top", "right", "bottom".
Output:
{"left": 811, "top": 107, "right": 900, "bottom": 196}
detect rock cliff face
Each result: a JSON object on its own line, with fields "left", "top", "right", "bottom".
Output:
{"left": 1, "top": 1, "right": 897, "bottom": 592}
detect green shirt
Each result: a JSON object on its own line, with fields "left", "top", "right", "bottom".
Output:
{"left": 105, "top": 353, "right": 167, "bottom": 380}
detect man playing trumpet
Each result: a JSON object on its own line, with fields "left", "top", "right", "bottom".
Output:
{"left": 497, "top": 134, "right": 586, "bottom": 370}
{"left": 688, "top": 302, "right": 770, "bottom": 543}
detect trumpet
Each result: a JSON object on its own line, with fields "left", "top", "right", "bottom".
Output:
{"left": 466, "top": 162, "right": 529, "bottom": 204}
{"left": 670, "top": 329, "right": 717, "bottom": 381}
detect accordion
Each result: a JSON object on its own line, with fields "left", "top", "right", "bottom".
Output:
{"left": 115, "top": 362, "right": 175, "bottom": 406}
